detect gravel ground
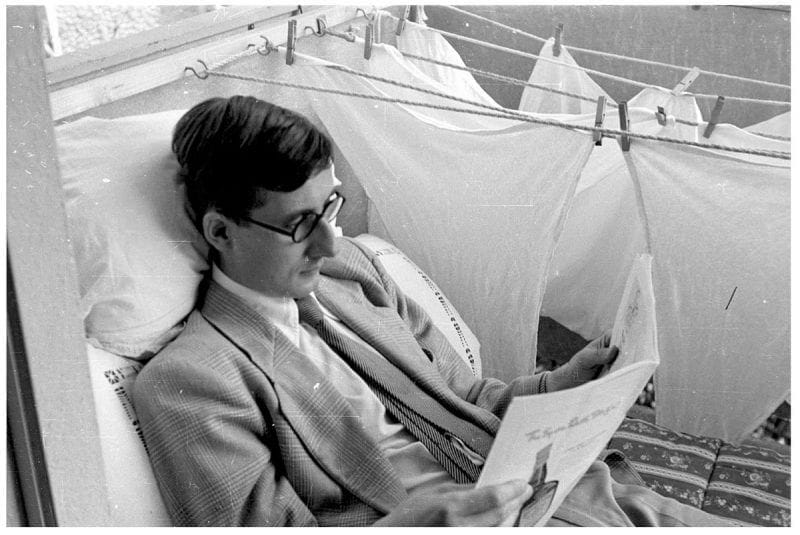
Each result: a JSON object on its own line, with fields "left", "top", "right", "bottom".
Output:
{"left": 46, "top": 5, "right": 217, "bottom": 56}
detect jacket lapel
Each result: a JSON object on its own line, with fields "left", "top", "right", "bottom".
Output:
{"left": 201, "top": 281, "right": 406, "bottom": 513}
{"left": 315, "top": 277, "right": 452, "bottom": 395}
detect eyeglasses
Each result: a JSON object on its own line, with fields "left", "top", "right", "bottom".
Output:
{"left": 241, "top": 191, "right": 346, "bottom": 243}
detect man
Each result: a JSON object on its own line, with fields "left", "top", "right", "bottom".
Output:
{"left": 133, "top": 96, "right": 731, "bottom": 527}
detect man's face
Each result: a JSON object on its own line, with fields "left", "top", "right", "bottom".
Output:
{"left": 220, "top": 166, "right": 340, "bottom": 298}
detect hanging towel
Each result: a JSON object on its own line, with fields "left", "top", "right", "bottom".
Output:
{"left": 270, "top": 55, "right": 595, "bottom": 381}
{"left": 519, "top": 38, "right": 614, "bottom": 115}
{"left": 623, "top": 132, "right": 789, "bottom": 441}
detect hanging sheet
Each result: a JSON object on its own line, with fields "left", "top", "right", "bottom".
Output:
{"left": 375, "top": 12, "right": 498, "bottom": 108}
{"left": 542, "top": 89, "right": 701, "bottom": 340}
{"left": 518, "top": 38, "right": 614, "bottom": 114}
{"left": 745, "top": 111, "right": 791, "bottom": 138}
{"left": 259, "top": 51, "right": 594, "bottom": 381}
{"left": 623, "top": 132, "right": 789, "bottom": 441}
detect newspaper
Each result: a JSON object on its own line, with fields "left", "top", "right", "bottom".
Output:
{"left": 476, "top": 254, "right": 659, "bottom": 526}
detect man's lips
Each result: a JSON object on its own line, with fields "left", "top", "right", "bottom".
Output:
{"left": 300, "top": 261, "right": 323, "bottom": 274}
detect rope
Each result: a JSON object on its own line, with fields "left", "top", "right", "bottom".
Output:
{"left": 323, "top": 63, "right": 585, "bottom": 122}
{"left": 192, "top": 56, "right": 790, "bottom": 160}
{"left": 323, "top": 25, "right": 613, "bottom": 108}
{"left": 324, "top": 30, "right": 789, "bottom": 136}
{"left": 745, "top": 131, "right": 791, "bottom": 141}
{"left": 439, "top": 5, "right": 791, "bottom": 91}
{"left": 426, "top": 25, "right": 791, "bottom": 107}
{"left": 400, "top": 51, "right": 611, "bottom": 108}
{"left": 204, "top": 45, "right": 261, "bottom": 72}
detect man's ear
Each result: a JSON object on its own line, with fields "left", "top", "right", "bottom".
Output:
{"left": 202, "top": 210, "right": 233, "bottom": 253}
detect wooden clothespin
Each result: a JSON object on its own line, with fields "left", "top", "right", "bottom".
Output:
{"left": 316, "top": 15, "right": 328, "bottom": 35}
{"left": 671, "top": 66, "right": 700, "bottom": 95}
{"left": 655, "top": 106, "right": 667, "bottom": 126}
{"left": 618, "top": 101, "right": 630, "bottom": 152}
{"left": 364, "top": 21, "right": 374, "bottom": 60}
{"left": 703, "top": 96, "right": 725, "bottom": 138}
{"left": 553, "top": 23, "right": 564, "bottom": 56}
{"left": 286, "top": 19, "right": 297, "bottom": 65}
{"left": 396, "top": 5, "right": 411, "bottom": 36}
{"left": 593, "top": 95, "right": 606, "bottom": 145}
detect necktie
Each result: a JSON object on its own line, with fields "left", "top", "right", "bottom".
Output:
{"left": 296, "top": 296, "right": 493, "bottom": 483}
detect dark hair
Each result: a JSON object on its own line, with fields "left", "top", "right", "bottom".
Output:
{"left": 172, "top": 96, "right": 333, "bottom": 228}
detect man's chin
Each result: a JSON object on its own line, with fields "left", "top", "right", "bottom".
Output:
{"left": 292, "top": 272, "right": 321, "bottom": 298}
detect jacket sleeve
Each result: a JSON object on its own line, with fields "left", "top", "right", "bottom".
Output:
{"left": 345, "top": 238, "right": 548, "bottom": 419}
{"left": 132, "top": 349, "right": 317, "bottom": 527}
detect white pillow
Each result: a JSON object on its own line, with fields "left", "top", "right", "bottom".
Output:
{"left": 355, "top": 234, "right": 482, "bottom": 377}
{"left": 56, "top": 110, "right": 208, "bottom": 359}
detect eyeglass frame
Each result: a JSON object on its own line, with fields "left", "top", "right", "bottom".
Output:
{"left": 240, "top": 191, "right": 346, "bottom": 243}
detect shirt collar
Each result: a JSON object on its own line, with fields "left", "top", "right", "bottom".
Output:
{"left": 211, "top": 264, "right": 302, "bottom": 346}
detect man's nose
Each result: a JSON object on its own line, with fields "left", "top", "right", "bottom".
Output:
{"left": 308, "top": 218, "right": 338, "bottom": 258}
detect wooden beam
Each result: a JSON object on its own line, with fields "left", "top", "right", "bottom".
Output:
{"left": 45, "top": 5, "right": 299, "bottom": 87}
{"left": 48, "top": 5, "right": 355, "bottom": 120}
{"left": 7, "top": 6, "right": 112, "bottom": 526}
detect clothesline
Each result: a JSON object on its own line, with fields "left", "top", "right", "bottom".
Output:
{"left": 319, "top": 29, "right": 790, "bottom": 141}
{"left": 438, "top": 5, "right": 791, "bottom": 91}
{"left": 422, "top": 24, "right": 791, "bottom": 107}
{"left": 322, "top": 25, "right": 608, "bottom": 109}
{"left": 403, "top": 49, "right": 791, "bottom": 140}
{"left": 183, "top": 46, "right": 790, "bottom": 161}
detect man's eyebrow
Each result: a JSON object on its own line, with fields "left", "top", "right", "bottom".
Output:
{"left": 283, "top": 189, "right": 338, "bottom": 220}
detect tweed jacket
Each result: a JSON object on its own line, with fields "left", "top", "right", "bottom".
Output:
{"left": 132, "top": 237, "right": 545, "bottom": 526}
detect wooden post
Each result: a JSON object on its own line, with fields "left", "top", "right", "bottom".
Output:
{"left": 7, "top": 6, "right": 112, "bottom": 526}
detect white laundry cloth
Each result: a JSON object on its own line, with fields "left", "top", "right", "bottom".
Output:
{"left": 623, "top": 132, "right": 789, "bottom": 441}
{"left": 270, "top": 53, "right": 594, "bottom": 381}
{"left": 518, "top": 38, "right": 614, "bottom": 115}
{"left": 628, "top": 87, "right": 702, "bottom": 140}
{"left": 375, "top": 13, "right": 499, "bottom": 108}
{"left": 744, "top": 111, "right": 790, "bottom": 138}
{"left": 541, "top": 91, "right": 695, "bottom": 340}
{"left": 697, "top": 121, "right": 790, "bottom": 166}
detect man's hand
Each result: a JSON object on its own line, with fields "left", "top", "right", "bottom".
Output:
{"left": 547, "top": 331, "right": 619, "bottom": 392}
{"left": 376, "top": 479, "right": 533, "bottom": 526}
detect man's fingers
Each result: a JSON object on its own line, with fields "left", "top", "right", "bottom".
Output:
{"left": 456, "top": 480, "right": 532, "bottom": 526}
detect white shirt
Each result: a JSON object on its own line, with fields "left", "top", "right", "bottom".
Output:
{"left": 212, "top": 265, "right": 453, "bottom": 495}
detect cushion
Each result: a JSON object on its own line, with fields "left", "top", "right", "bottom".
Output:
{"left": 87, "top": 343, "right": 171, "bottom": 525}
{"left": 354, "top": 234, "right": 482, "bottom": 377}
{"left": 702, "top": 443, "right": 790, "bottom": 527}
{"left": 56, "top": 110, "right": 209, "bottom": 359}
{"left": 608, "top": 418, "right": 791, "bottom": 526}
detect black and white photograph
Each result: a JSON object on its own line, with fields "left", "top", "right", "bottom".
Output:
{"left": 6, "top": 2, "right": 791, "bottom": 527}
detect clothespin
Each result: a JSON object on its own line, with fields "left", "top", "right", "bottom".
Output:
{"left": 396, "top": 5, "right": 411, "bottom": 35}
{"left": 655, "top": 106, "right": 667, "bottom": 126}
{"left": 703, "top": 96, "right": 725, "bottom": 138}
{"left": 618, "top": 101, "right": 630, "bottom": 152}
{"left": 364, "top": 21, "right": 374, "bottom": 60}
{"left": 593, "top": 95, "right": 606, "bottom": 145}
{"left": 671, "top": 66, "right": 700, "bottom": 95}
{"left": 553, "top": 23, "right": 564, "bottom": 57}
{"left": 286, "top": 19, "right": 297, "bottom": 65}
{"left": 316, "top": 15, "right": 328, "bottom": 35}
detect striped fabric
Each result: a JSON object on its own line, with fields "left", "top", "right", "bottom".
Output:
{"left": 702, "top": 443, "right": 791, "bottom": 527}
{"left": 607, "top": 418, "right": 790, "bottom": 526}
